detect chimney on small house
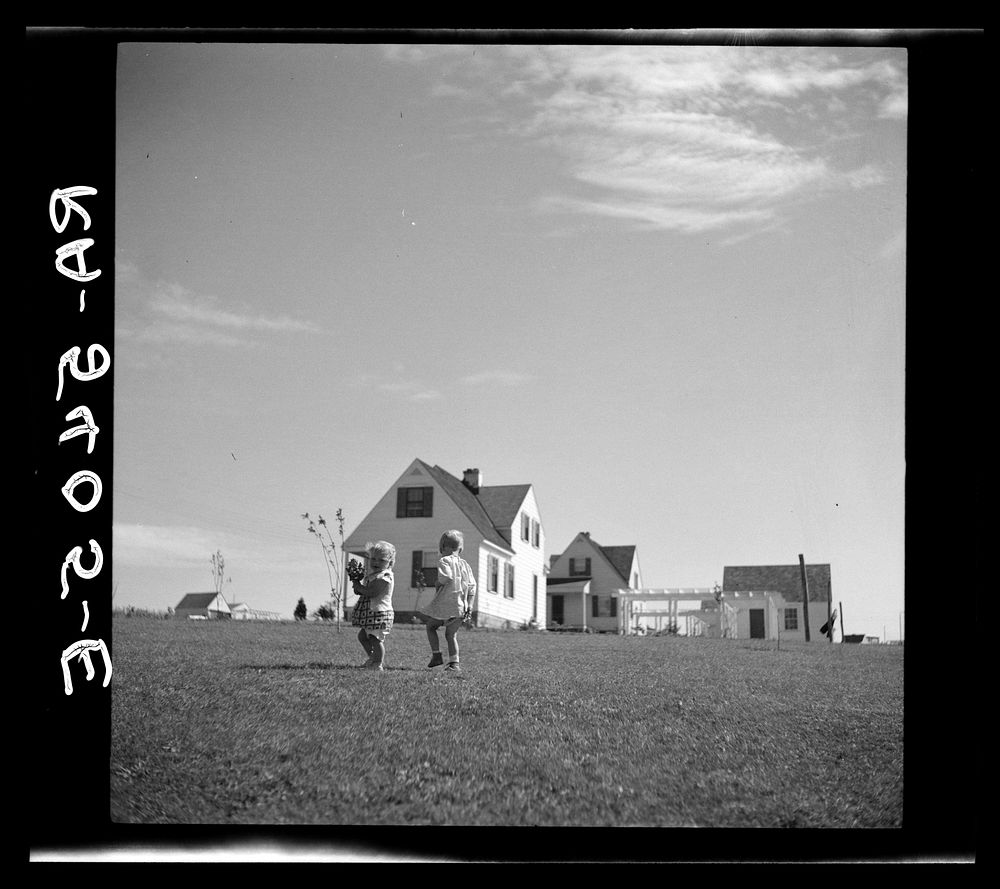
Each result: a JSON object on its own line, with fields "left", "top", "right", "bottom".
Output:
{"left": 462, "top": 468, "right": 482, "bottom": 494}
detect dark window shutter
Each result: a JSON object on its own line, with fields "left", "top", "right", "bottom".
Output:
{"left": 396, "top": 488, "right": 406, "bottom": 518}
{"left": 592, "top": 596, "right": 599, "bottom": 618}
{"left": 412, "top": 550, "right": 423, "bottom": 587}
{"left": 585, "top": 557, "right": 591, "bottom": 574}
{"left": 424, "top": 487, "right": 433, "bottom": 516}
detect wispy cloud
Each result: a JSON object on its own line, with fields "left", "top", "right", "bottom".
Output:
{"left": 877, "top": 89, "right": 908, "bottom": 120}
{"left": 120, "top": 321, "right": 253, "bottom": 348}
{"left": 113, "top": 522, "right": 314, "bottom": 572}
{"left": 377, "top": 379, "right": 443, "bottom": 401}
{"left": 844, "top": 165, "right": 885, "bottom": 189}
{"left": 113, "top": 522, "right": 227, "bottom": 567}
{"left": 149, "top": 288, "right": 321, "bottom": 333}
{"left": 879, "top": 228, "right": 906, "bottom": 260}
{"left": 462, "top": 371, "right": 533, "bottom": 387}
{"left": 388, "top": 44, "right": 906, "bottom": 237}
{"left": 115, "top": 260, "right": 323, "bottom": 347}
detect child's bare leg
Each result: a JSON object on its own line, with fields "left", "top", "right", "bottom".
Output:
{"left": 445, "top": 621, "right": 460, "bottom": 663}
{"left": 425, "top": 620, "right": 442, "bottom": 653}
{"left": 357, "top": 628, "right": 371, "bottom": 653}
{"left": 425, "top": 619, "right": 444, "bottom": 667}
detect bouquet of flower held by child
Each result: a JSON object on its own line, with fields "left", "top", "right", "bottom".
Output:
{"left": 346, "top": 559, "right": 366, "bottom": 583}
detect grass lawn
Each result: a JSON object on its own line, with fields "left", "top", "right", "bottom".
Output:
{"left": 110, "top": 616, "right": 903, "bottom": 829}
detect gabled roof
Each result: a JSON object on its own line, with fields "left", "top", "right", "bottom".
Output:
{"left": 600, "top": 545, "right": 636, "bottom": 583}
{"left": 419, "top": 461, "right": 523, "bottom": 552}
{"left": 476, "top": 484, "right": 532, "bottom": 530}
{"left": 175, "top": 592, "right": 223, "bottom": 609}
{"left": 723, "top": 564, "right": 832, "bottom": 603}
{"left": 550, "top": 533, "right": 635, "bottom": 585}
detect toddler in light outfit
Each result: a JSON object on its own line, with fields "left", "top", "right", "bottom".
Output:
{"left": 350, "top": 540, "right": 396, "bottom": 671}
{"left": 419, "top": 530, "right": 476, "bottom": 672}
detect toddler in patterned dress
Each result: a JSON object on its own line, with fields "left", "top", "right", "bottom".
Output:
{"left": 350, "top": 540, "right": 396, "bottom": 671}
{"left": 419, "top": 530, "right": 477, "bottom": 673}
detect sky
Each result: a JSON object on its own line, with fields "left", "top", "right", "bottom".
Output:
{"left": 112, "top": 38, "right": 907, "bottom": 639}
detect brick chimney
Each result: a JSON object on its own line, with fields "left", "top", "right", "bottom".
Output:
{"left": 462, "top": 468, "right": 482, "bottom": 493}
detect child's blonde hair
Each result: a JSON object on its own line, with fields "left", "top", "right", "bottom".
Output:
{"left": 366, "top": 540, "right": 396, "bottom": 567}
{"left": 440, "top": 530, "right": 464, "bottom": 553}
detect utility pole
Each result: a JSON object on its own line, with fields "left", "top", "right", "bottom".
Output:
{"left": 798, "top": 554, "right": 812, "bottom": 642}
{"left": 825, "top": 578, "right": 833, "bottom": 643}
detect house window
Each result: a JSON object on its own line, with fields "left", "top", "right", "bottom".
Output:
{"left": 396, "top": 486, "right": 433, "bottom": 518}
{"left": 487, "top": 555, "right": 499, "bottom": 593}
{"left": 532, "top": 575, "right": 538, "bottom": 619}
{"left": 784, "top": 607, "right": 799, "bottom": 630}
{"left": 609, "top": 597, "right": 617, "bottom": 618}
{"left": 591, "top": 595, "right": 599, "bottom": 618}
{"left": 532, "top": 519, "right": 540, "bottom": 548}
{"left": 569, "top": 557, "right": 591, "bottom": 577}
{"left": 521, "top": 513, "right": 531, "bottom": 541}
{"left": 504, "top": 562, "right": 515, "bottom": 599}
{"left": 411, "top": 550, "right": 439, "bottom": 588}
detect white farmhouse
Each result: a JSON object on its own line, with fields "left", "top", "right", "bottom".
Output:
{"left": 546, "top": 531, "right": 643, "bottom": 632}
{"left": 342, "top": 459, "right": 547, "bottom": 629}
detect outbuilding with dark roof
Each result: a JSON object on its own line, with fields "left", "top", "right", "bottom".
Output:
{"left": 173, "top": 592, "right": 232, "bottom": 620}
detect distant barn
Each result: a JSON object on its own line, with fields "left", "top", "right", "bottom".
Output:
{"left": 174, "top": 592, "right": 232, "bottom": 620}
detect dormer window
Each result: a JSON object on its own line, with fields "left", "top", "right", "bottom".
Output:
{"left": 569, "top": 557, "right": 591, "bottom": 576}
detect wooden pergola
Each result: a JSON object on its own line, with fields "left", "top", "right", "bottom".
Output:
{"left": 612, "top": 588, "right": 721, "bottom": 635}
{"left": 614, "top": 588, "right": 789, "bottom": 637}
